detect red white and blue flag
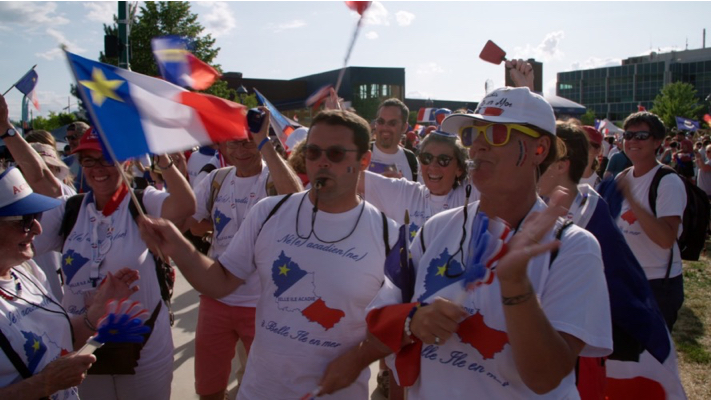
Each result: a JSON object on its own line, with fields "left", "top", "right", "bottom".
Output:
{"left": 151, "top": 35, "right": 221, "bottom": 91}
{"left": 14, "top": 67, "right": 40, "bottom": 110}
{"left": 305, "top": 85, "right": 332, "bottom": 110}
{"left": 65, "top": 51, "right": 247, "bottom": 161}
{"left": 417, "top": 108, "right": 436, "bottom": 123}
{"left": 254, "top": 88, "right": 295, "bottom": 145}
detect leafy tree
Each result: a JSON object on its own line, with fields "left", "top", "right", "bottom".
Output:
{"left": 351, "top": 97, "right": 382, "bottom": 123}
{"left": 580, "top": 109, "right": 597, "bottom": 126}
{"left": 31, "top": 112, "right": 78, "bottom": 131}
{"left": 650, "top": 82, "right": 705, "bottom": 129}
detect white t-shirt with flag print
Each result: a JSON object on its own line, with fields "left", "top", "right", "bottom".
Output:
{"left": 33, "top": 187, "right": 174, "bottom": 382}
{"left": 369, "top": 145, "right": 414, "bottom": 181}
{"left": 192, "top": 164, "right": 270, "bottom": 307}
{"left": 369, "top": 199, "right": 612, "bottom": 399}
{"left": 0, "top": 262, "right": 78, "bottom": 400}
{"left": 364, "top": 171, "right": 478, "bottom": 242}
{"left": 615, "top": 165, "right": 686, "bottom": 280}
{"left": 219, "top": 192, "right": 399, "bottom": 400}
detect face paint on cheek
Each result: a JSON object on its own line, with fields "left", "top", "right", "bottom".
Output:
{"left": 516, "top": 140, "right": 528, "bottom": 167}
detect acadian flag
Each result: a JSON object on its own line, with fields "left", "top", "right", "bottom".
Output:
{"left": 675, "top": 116, "right": 699, "bottom": 132}
{"left": 65, "top": 51, "right": 248, "bottom": 161}
{"left": 254, "top": 88, "right": 295, "bottom": 145}
{"left": 151, "top": 35, "right": 221, "bottom": 91}
{"left": 14, "top": 67, "right": 40, "bottom": 111}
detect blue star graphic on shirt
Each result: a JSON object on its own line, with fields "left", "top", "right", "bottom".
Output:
{"left": 62, "top": 250, "right": 90, "bottom": 284}
{"left": 417, "top": 248, "right": 465, "bottom": 302}
{"left": 213, "top": 209, "right": 232, "bottom": 237}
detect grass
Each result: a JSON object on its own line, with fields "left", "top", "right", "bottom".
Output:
{"left": 675, "top": 255, "right": 711, "bottom": 400}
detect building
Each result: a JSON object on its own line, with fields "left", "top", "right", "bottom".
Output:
{"left": 557, "top": 47, "right": 711, "bottom": 122}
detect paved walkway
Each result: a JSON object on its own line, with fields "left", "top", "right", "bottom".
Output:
{"left": 169, "top": 269, "right": 387, "bottom": 399}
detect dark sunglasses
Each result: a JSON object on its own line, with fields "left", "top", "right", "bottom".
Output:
{"left": 418, "top": 152, "right": 454, "bottom": 167}
{"left": 623, "top": 131, "right": 652, "bottom": 141}
{"left": 79, "top": 156, "right": 113, "bottom": 167}
{"left": 65, "top": 134, "right": 81, "bottom": 141}
{"left": 0, "top": 213, "right": 42, "bottom": 232}
{"left": 304, "top": 145, "right": 358, "bottom": 163}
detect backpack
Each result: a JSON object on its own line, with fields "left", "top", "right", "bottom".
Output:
{"left": 648, "top": 165, "right": 709, "bottom": 261}
{"left": 60, "top": 190, "right": 176, "bottom": 321}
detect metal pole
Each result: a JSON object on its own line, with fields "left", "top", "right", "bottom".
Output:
{"left": 118, "top": 1, "right": 130, "bottom": 69}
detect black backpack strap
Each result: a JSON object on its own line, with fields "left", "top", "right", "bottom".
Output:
{"left": 549, "top": 220, "right": 574, "bottom": 269}
{"left": 382, "top": 212, "right": 391, "bottom": 255}
{"left": 60, "top": 194, "right": 86, "bottom": 243}
{"left": 419, "top": 224, "right": 426, "bottom": 253}
{"left": 0, "top": 330, "right": 33, "bottom": 379}
{"left": 403, "top": 148, "right": 419, "bottom": 182}
{"left": 646, "top": 166, "right": 677, "bottom": 283}
{"left": 259, "top": 193, "right": 293, "bottom": 234}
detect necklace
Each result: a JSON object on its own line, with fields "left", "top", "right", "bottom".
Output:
{"left": 0, "top": 271, "right": 22, "bottom": 301}
{"left": 295, "top": 190, "right": 366, "bottom": 244}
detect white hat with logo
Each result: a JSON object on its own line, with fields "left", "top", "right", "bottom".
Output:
{"left": 0, "top": 167, "right": 61, "bottom": 216}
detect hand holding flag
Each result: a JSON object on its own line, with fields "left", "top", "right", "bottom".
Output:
{"left": 78, "top": 299, "right": 152, "bottom": 356}
{"left": 4, "top": 66, "right": 40, "bottom": 111}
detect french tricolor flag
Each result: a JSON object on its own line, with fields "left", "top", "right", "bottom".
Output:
{"left": 151, "top": 35, "right": 221, "bottom": 91}
{"left": 66, "top": 51, "right": 247, "bottom": 161}
{"left": 417, "top": 107, "right": 436, "bottom": 123}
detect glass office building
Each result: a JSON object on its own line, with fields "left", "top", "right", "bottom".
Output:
{"left": 557, "top": 47, "right": 711, "bottom": 121}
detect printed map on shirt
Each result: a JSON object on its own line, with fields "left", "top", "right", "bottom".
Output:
{"left": 271, "top": 251, "right": 345, "bottom": 330}
{"left": 417, "top": 248, "right": 509, "bottom": 360}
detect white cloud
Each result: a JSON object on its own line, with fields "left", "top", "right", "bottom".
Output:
{"left": 361, "top": 1, "right": 389, "bottom": 26}
{"left": 268, "top": 19, "right": 307, "bottom": 33}
{"left": 637, "top": 45, "right": 683, "bottom": 57}
{"left": 83, "top": 2, "right": 114, "bottom": 24}
{"left": 395, "top": 11, "right": 415, "bottom": 27}
{"left": 416, "top": 62, "right": 445, "bottom": 75}
{"left": 200, "top": 2, "right": 236, "bottom": 38}
{"left": 0, "top": 2, "right": 69, "bottom": 27}
{"left": 365, "top": 31, "right": 379, "bottom": 40}
{"left": 512, "top": 31, "right": 565, "bottom": 62}
{"left": 35, "top": 27, "right": 86, "bottom": 60}
{"left": 570, "top": 57, "right": 621, "bottom": 70}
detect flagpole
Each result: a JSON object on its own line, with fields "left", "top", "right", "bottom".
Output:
{"left": 62, "top": 48, "right": 166, "bottom": 259}
{"left": 334, "top": 15, "right": 364, "bottom": 94}
{"left": 3, "top": 64, "right": 37, "bottom": 96}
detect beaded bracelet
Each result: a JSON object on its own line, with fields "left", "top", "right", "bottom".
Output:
{"left": 403, "top": 302, "right": 428, "bottom": 339}
{"left": 157, "top": 156, "right": 174, "bottom": 170}
{"left": 257, "top": 137, "right": 270, "bottom": 151}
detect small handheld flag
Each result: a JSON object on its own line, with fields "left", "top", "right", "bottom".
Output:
{"left": 334, "top": 1, "right": 373, "bottom": 93}
{"left": 151, "top": 35, "right": 221, "bottom": 91}
{"left": 5, "top": 66, "right": 40, "bottom": 111}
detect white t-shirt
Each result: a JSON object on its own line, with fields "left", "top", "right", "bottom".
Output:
{"left": 369, "top": 200, "right": 612, "bottom": 399}
{"left": 187, "top": 149, "right": 220, "bottom": 188}
{"left": 33, "top": 187, "right": 174, "bottom": 376}
{"left": 696, "top": 159, "right": 711, "bottom": 197}
{"left": 578, "top": 173, "right": 600, "bottom": 189}
{"left": 192, "top": 165, "right": 270, "bottom": 307}
{"left": 615, "top": 165, "right": 686, "bottom": 280}
{"left": 219, "top": 192, "right": 399, "bottom": 399}
{"left": 0, "top": 262, "right": 78, "bottom": 400}
{"left": 364, "top": 171, "right": 479, "bottom": 241}
{"left": 369, "top": 145, "right": 414, "bottom": 181}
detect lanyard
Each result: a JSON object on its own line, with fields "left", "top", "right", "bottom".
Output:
{"left": 229, "top": 163, "right": 269, "bottom": 222}
{"left": 86, "top": 200, "right": 116, "bottom": 287}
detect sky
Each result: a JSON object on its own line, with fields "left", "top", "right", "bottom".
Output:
{"left": 1, "top": 1, "right": 710, "bottom": 121}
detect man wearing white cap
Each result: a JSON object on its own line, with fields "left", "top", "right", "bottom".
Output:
{"left": 366, "top": 87, "right": 612, "bottom": 398}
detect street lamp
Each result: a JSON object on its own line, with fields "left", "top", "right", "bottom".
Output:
{"left": 237, "top": 85, "right": 248, "bottom": 104}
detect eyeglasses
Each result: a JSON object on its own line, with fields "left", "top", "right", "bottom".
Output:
{"left": 623, "top": 131, "right": 652, "bottom": 141}
{"left": 304, "top": 145, "right": 359, "bottom": 163}
{"left": 0, "top": 213, "right": 42, "bottom": 232}
{"left": 375, "top": 118, "right": 403, "bottom": 128}
{"left": 65, "top": 134, "right": 81, "bottom": 141}
{"left": 224, "top": 140, "right": 257, "bottom": 149}
{"left": 79, "top": 156, "right": 113, "bottom": 167}
{"left": 458, "top": 123, "right": 541, "bottom": 147}
{"left": 418, "top": 152, "right": 454, "bottom": 167}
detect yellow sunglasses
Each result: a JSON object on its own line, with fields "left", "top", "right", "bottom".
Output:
{"left": 458, "top": 123, "right": 541, "bottom": 147}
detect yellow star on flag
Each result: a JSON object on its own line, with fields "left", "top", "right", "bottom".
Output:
{"left": 80, "top": 67, "right": 124, "bottom": 107}
{"left": 279, "top": 265, "right": 290, "bottom": 276}
{"left": 32, "top": 339, "right": 40, "bottom": 352}
{"left": 64, "top": 255, "right": 74, "bottom": 265}
{"left": 436, "top": 264, "right": 447, "bottom": 277}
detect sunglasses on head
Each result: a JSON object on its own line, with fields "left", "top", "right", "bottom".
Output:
{"left": 622, "top": 131, "right": 652, "bottom": 141}
{"left": 418, "top": 152, "right": 454, "bottom": 167}
{"left": 458, "top": 123, "right": 541, "bottom": 147}
{"left": 0, "top": 213, "right": 42, "bottom": 232}
{"left": 304, "top": 145, "right": 359, "bottom": 163}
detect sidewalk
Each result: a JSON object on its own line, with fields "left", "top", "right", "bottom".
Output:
{"left": 169, "top": 269, "right": 386, "bottom": 399}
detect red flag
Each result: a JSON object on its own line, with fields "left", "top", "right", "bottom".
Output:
{"left": 345, "top": 1, "right": 371, "bottom": 15}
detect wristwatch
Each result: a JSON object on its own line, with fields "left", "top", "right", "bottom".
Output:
{"left": 1, "top": 127, "right": 16, "bottom": 140}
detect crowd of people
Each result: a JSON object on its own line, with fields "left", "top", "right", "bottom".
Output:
{"left": 0, "top": 58, "right": 701, "bottom": 400}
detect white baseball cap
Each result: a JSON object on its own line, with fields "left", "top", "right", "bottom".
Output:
{"left": 0, "top": 167, "right": 61, "bottom": 216}
{"left": 441, "top": 87, "right": 556, "bottom": 137}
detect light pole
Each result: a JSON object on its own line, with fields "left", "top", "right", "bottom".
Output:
{"left": 237, "top": 85, "right": 248, "bottom": 105}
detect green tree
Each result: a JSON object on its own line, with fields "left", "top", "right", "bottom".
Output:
{"left": 580, "top": 109, "right": 597, "bottom": 126}
{"left": 31, "top": 112, "right": 78, "bottom": 131}
{"left": 650, "top": 82, "right": 705, "bottom": 129}
{"left": 351, "top": 97, "right": 382, "bottom": 122}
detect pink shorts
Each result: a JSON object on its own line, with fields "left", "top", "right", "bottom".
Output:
{"left": 194, "top": 295, "right": 256, "bottom": 395}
